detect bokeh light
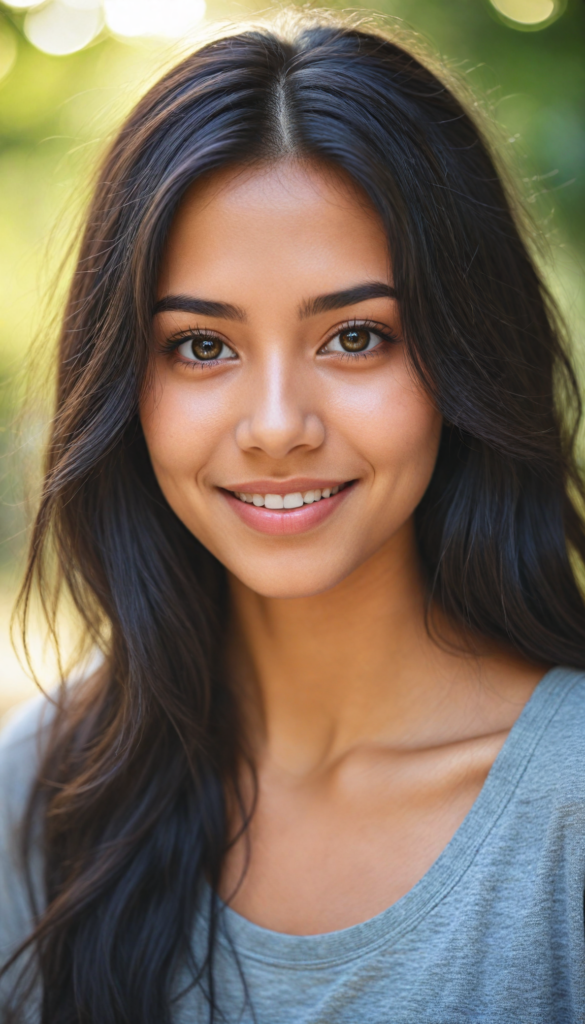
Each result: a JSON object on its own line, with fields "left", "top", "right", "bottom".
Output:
{"left": 24, "top": 0, "right": 104, "bottom": 55}
{"left": 0, "top": 21, "right": 17, "bottom": 82}
{"left": 3, "top": 0, "right": 46, "bottom": 10}
{"left": 0, "top": 0, "right": 571, "bottom": 61}
{"left": 489, "top": 0, "right": 562, "bottom": 27}
{"left": 4, "top": 0, "right": 206, "bottom": 39}
{"left": 103, "top": 0, "right": 206, "bottom": 39}
{"left": 64, "top": 0, "right": 103, "bottom": 10}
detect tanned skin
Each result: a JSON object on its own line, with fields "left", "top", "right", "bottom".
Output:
{"left": 141, "top": 160, "right": 545, "bottom": 935}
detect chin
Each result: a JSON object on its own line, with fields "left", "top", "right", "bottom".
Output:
{"left": 229, "top": 559, "right": 355, "bottom": 600}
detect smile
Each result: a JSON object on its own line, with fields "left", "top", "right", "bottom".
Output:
{"left": 232, "top": 485, "right": 341, "bottom": 509}
{"left": 223, "top": 481, "right": 354, "bottom": 535}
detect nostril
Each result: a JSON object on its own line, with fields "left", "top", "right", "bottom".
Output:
{"left": 235, "top": 410, "right": 325, "bottom": 458}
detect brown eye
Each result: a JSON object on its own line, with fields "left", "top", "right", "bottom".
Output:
{"left": 191, "top": 336, "right": 223, "bottom": 360}
{"left": 339, "top": 328, "right": 370, "bottom": 352}
{"left": 319, "top": 325, "right": 390, "bottom": 357}
{"left": 175, "top": 333, "right": 235, "bottom": 363}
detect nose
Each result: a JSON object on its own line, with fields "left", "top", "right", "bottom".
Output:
{"left": 235, "top": 353, "right": 325, "bottom": 460}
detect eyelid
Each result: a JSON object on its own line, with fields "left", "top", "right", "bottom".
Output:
{"left": 318, "top": 318, "right": 399, "bottom": 352}
{"left": 163, "top": 326, "right": 231, "bottom": 349}
{"left": 161, "top": 326, "right": 238, "bottom": 361}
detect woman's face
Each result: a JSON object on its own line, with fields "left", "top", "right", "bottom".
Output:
{"left": 141, "top": 161, "right": 442, "bottom": 598}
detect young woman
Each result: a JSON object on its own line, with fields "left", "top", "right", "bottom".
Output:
{"left": 1, "top": 19, "right": 584, "bottom": 1024}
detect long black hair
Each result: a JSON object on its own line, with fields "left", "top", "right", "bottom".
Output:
{"left": 3, "top": 17, "right": 585, "bottom": 1023}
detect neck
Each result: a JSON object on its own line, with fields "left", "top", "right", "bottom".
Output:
{"left": 228, "top": 520, "right": 469, "bottom": 774}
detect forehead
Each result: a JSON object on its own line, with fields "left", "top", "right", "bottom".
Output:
{"left": 157, "top": 160, "right": 391, "bottom": 301}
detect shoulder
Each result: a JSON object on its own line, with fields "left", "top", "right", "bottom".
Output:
{"left": 0, "top": 694, "right": 57, "bottom": 979}
{"left": 0, "top": 692, "right": 58, "bottom": 827}
{"left": 525, "top": 666, "right": 585, "bottom": 800}
{"left": 0, "top": 651, "right": 103, "bottom": 819}
{"left": 0, "top": 690, "right": 57, "bottom": 748}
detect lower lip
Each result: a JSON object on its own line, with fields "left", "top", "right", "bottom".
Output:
{"left": 223, "top": 485, "right": 353, "bottom": 536}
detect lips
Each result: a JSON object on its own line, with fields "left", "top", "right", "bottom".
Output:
{"left": 222, "top": 481, "right": 354, "bottom": 536}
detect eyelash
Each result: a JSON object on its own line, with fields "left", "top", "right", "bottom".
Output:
{"left": 161, "top": 328, "right": 233, "bottom": 369}
{"left": 162, "top": 319, "right": 399, "bottom": 368}
{"left": 319, "top": 320, "right": 399, "bottom": 359}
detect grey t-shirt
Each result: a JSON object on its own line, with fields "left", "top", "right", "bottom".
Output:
{"left": 1, "top": 665, "right": 585, "bottom": 1023}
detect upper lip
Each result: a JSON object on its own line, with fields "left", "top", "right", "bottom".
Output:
{"left": 222, "top": 478, "right": 351, "bottom": 495}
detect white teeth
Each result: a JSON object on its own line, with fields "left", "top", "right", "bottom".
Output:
{"left": 235, "top": 485, "right": 343, "bottom": 507}
{"left": 265, "top": 494, "right": 284, "bottom": 509}
{"left": 283, "top": 492, "right": 304, "bottom": 509}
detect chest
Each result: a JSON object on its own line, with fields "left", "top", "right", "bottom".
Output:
{"left": 220, "top": 735, "right": 505, "bottom": 934}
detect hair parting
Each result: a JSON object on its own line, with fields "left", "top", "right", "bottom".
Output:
{"left": 2, "top": 17, "right": 585, "bottom": 1023}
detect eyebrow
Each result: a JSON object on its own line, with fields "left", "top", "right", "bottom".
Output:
{"left": 153, "top": 281, "right": 397, "bottom": 323}
{"left": 153, "top": 295, "right": 246, "bottom": 321}
{"left": 299, "top": 282, "right": 397, "bottom": 319}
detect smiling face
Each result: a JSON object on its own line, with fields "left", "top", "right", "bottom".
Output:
{"left": 140, "top": 160, "right": 442, "bottom": 598}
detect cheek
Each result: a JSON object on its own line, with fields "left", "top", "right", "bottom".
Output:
{"left": 368, "top": 406, "right": 442, "bottom": 532}
{"left": 376, "top": 396, "right": 441, "bottom": 482}
{"left": 329, "top": 364, "right": 442, "bottom": 497}
{"left": 139, "top": 369, "right": 221, "bottom": 488}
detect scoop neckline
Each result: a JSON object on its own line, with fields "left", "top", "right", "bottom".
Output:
{"left": 207, "top": 666, "right": 581, "bottom": 968}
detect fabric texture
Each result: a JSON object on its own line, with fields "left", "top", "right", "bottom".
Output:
{"left": 1, "top": 666, "right": 584, "bottom": 1023}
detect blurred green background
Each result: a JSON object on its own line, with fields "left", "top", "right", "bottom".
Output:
{"left": 0, "top": 0, "right": 583, "bottom": 712}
